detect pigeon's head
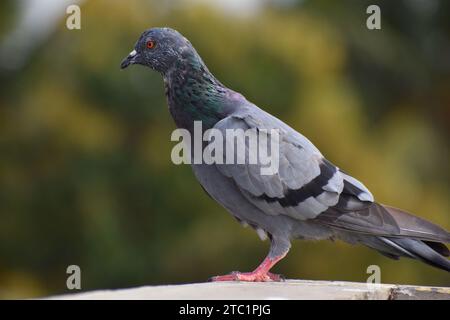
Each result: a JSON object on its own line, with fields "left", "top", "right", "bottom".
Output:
{"left": 120, "top": 27, "right": 194, "bottom": 74}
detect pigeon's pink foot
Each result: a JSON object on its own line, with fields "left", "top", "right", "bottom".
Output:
{"left": 209, "top": 254, "right": 286, "bottom": 282}
{"left": 210, "top": 271, "right": 284, "bottom": 282}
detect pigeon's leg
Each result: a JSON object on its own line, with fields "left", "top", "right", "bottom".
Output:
{"left": 210, "top": 237, "right": 290, "bottom": 282}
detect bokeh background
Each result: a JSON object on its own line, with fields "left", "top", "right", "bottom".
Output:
{"left": 0, "top": 0, "right": 449, "bottom": 298}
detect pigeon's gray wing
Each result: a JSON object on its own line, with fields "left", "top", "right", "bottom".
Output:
{"left": 213, "top": 107, "right": 450, "bottom": 243}
{"left": 212, "top": 108, "right": 374, "bottom": 222}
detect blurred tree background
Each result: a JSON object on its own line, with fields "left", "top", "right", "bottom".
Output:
{"left": 0, "top": 0, "right": 449, "bottom": 298}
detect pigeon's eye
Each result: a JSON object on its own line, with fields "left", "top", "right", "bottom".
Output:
{"left": 146, "top": 40, "right": 155, "bottom": 49}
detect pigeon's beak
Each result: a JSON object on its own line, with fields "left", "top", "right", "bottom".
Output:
{"left": 120, "top": 50, "right": 138, "bottom": 69}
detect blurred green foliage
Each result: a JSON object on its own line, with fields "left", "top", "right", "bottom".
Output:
{"left": 0, "top": 0, "right": 449, "bottom": 298}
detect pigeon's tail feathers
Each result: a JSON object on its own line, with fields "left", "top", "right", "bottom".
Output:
{"left": 321, "top": 202, "right": 450, "bottom": 272}
{"left": 378, "top": 237, "right": 450, "bottom": 272}
{"left": 381, "top": 204, "right": 450, "bottom": 243}
{"left": 423, "top": 240, "right": 450, "bottom": 257}
{"left": 319, "top": 202, "right": 450, "bottom": 243}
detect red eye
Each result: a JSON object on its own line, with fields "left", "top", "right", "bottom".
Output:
{"left": 146, "top": 40, "right": 155, "bottom": 49}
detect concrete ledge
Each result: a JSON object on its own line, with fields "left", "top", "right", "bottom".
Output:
{"left": 48, "top": 280, "right": 450, "bottom": 300}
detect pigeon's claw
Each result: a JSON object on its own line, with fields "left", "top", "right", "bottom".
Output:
{"left": 266, "top": 272, "right": 285, "bottom": 281}
{"left": 208, "top": 273, "right": 239, "bottom": 282}
{"left": 209, "top": 271, "right": 284, "bottom": 282}
{"left": 209, "top": 254, "right": 287, "bottom": 282}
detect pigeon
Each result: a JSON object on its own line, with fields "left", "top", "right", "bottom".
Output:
{"left": 121, "top": 27, "right": 450, "bottom": 281}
